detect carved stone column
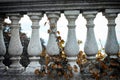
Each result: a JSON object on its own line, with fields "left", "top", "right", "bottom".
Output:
{"left": 83, "top": 11, "right": 98, "bottom": 60}
{"left": 46, "top": 11, "right": 60, "bottom": 56}
{"left": 0, "top": 16, "right": 6, "bottom": 73}
{"left": 64, "top": 10, "right": 80, "bottom": 73}
{"left": 104, "top": 9, "right": 119, "bottom": 58}
{"left": 26, "top": 12, "right": 43, "bottom": 73}
{"left": 7, "top": 13, "right": 24, "bottom": 73}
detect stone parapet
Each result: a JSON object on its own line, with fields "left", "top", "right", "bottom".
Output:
{"left": 0, "top": 72, "right": 120, "bottom": 80}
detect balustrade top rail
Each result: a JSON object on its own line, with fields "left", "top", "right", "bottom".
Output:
{"left": 0, "top": 0, "right": 120, "bottom": 13}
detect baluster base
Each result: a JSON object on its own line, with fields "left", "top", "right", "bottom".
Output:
{"left": 67, "top": 57, "right": 80, "bottom": 73}
{"left": 86, "top": 56, "right": 96, "bottom": 60}
{"left": 25, "top": 56, "right": 41, "bottom": 74}
{"left": 7, "top": 57, "right": 24, "bottom": 73}
{"left": 109, "top": 55, "right": 118, "bottom": 59}
{"left": 0, "top": 57, "right": 6, "bottom": 73}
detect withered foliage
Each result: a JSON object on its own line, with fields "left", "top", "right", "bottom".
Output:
{"left": 34, "top": 30, "right": 78, "bottom": 80}
{"left": 80, "top": 56, "right": 120, "bottom": 80}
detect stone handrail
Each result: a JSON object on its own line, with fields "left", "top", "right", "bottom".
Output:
{"left": 0, "top": 0, "right": 120, "bottom": 13}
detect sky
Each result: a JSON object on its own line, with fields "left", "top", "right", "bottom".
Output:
{"left": 5, "top": 12, "right": 120, "bottom": 50}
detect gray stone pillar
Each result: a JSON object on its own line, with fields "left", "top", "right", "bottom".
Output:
{"left": 26, "top": 12, "right": 43, "bottom": 73}
{"left": 7, "top": 13, "right": 24, "bottom": 73}
{"left": 64, "top": 10, "right": 80, "bottom": 73}
{"left": 83, "top": 11, "right": 98, "bottom": 60}
{"left": 46, "top": 11, "right": 60, "bottom": 56}
{"left": 0, "top": 16, "right": 6, "bottom": 73}
{"left": 104, "top": 9, "right": 119, "bottom": 58}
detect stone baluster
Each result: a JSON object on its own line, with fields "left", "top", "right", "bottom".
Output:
{"left": 104, "top": 9, "right": 119, "bottom": 58}
{"left": 46, "top": 11, "right": 60, "bottom": 56}
{"left": 83, "top": 11, "right": 98, "bottom": 60}
{"left": 64, "top": 10, "right": 80, "bottom": 72}
{"left": 0, "top": 15, "right": 6, "bottom": 73}
{"left": 26, "top": 12, "right": 43, "bottom": 73}
{"left": 7, "top": 13, "right": 24, "bottom": 73}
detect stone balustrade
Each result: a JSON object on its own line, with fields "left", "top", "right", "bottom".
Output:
{"left": 0, "top": 0, "right": 120, "bottom": 80}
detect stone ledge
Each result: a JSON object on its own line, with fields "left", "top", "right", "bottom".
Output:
{"left": 0, "top": 72, "right": 92, "bottom": 80}
{"left": 0, "top": 72, "right": 41, "bottom": 80}
{"left": 0, "top": 72, "right": 120, "bottom": 80}
{"left": 0, "top": 0, "right": 120, "bottom": 13}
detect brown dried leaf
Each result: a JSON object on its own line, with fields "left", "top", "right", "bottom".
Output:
{"left": 34, "top": 69, "right": 40, "bottom": 75}
{"left": 100, "top": 62, "right": 109, "bottom": 69}
{"left": 61, "top": 40, "right": 65, "bottom": 44}
{"left": 57, "top": 36, "right": 61, "bottom": 40}
{"left": 48, "top": 18, "right": 50, "bottom": 20}
{"left": 57, "top": 31, "right": 60, "bottom": 35}
{"left": 48, "top": 29, "right": 51, "bottom": 33}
